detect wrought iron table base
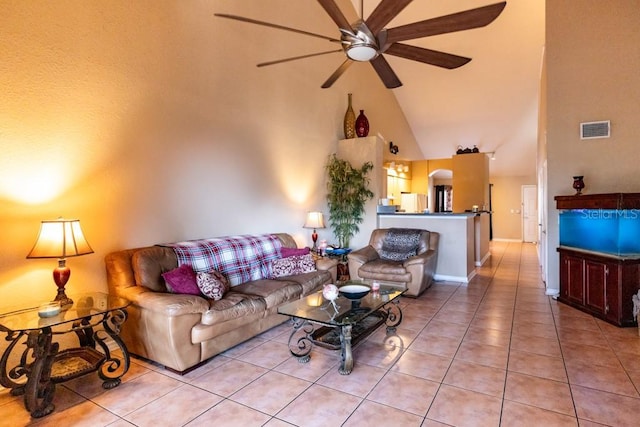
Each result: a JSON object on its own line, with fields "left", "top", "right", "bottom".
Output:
{"left": 0, "top": 308, "right": 129, "bottom": 418}
{"left": 286, "top": 300, "right": 403, "bottom": 375}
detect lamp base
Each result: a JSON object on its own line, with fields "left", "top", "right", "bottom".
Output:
{"left": 53, "top": 288, "right": 73, "bottom": 309}
{"left": 311, "top": 229, "right": 318, "bottom": 253}
{"left": 52, "top": 259, "right": 73, "bottom": 309}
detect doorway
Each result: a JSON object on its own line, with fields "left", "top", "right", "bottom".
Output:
{"left": 522, "top": 185, "right": 537, "bottom": 243}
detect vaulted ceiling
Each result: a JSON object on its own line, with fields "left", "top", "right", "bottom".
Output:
{"left": 348, "top": 0, "right": 545, "bottom": 177}
{"left": 217, "top": 0, "right": 545, "bottom": 177}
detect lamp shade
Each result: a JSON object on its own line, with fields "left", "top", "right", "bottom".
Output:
{"left": 303, "top": 212, "right": 325, "bottom": 229}
{"left": 27, "top": 219, "right": 93, "bottom": 259}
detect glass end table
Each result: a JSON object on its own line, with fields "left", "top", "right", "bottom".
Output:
{"left": 0, "top": 292, "right": 130, "bottom": 418}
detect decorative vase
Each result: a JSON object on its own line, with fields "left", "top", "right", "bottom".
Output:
{"left": 355, "top": 110, "right": 369, "bottom": 137}
{"left": 572, "top": 176, "right": 585, "bottom": 195}
{"left": 343, "top": 93, "right": 356, "bottom": 139}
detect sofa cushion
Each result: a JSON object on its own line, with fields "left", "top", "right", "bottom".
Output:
{"left": 132, "top": 246, "right": 178, "bottom": 292}
{"left": 162, "top": 264, "right": 201, "bottom": 295}
{"left": 200, "top": 293, "right": 267, "bottom": 325}
{"left": 231, "top": 279, "right": 302, "bottom": 309}
{"left": 196, "top": 270, "right": 230, "bottom": 301}
{"left": 271, "top": 254, "right": 316, "bottom": 278}
{"left": 358, "top": 259, "right": 407, "bottom": 277}
{"left": 275, "top": 270, "right": 332, "bottom": 296}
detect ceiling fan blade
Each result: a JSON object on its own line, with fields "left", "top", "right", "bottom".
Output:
{"left": 257, "top": 49, "right": 342, "bottom": 67}
{"left": 316, "top": 0, "right": 352, "bottom": 31}
{"left": 370, "top": 55, "right": 402, "bottom": 88}
{"left": 365, "top": 0, "right": 413, "bottom": 35}
{"left": 214, "top": 13, "right": 340, "bottom": 43}
{"left": 385, "top": 1, "right": 507, "bottom": 44}
{"left": 321, "top": 59, "right": 353, "bottom": 88}
{"left": 384, "top": 43, "right": 471, "bottom": 69}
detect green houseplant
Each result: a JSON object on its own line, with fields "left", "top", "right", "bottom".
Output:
{"left": 325, "top": 154, "right": 374, "bottom": 248}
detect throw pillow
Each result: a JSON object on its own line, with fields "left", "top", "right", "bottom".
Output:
{"left": 271, "top": 254, "right": 316, "bottom": 278}
{"left": 196, "top": 270, "right": 230, "bottom": 301}
{"left": 162, "top": 264, "right": 201, "bottom": 295}
{"left": 379, "top": 229, "right": 422, "bottom": 262}
{"left": 280, "top": 247, "right": 310, "bottom": 258}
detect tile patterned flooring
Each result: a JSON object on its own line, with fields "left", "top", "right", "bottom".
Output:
{"left": 2, "top": 241, "right": 640, "bottom": 426}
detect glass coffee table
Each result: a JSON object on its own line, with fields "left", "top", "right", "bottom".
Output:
{"left": 277, "top": 280, "right": 404, "bottom": 375}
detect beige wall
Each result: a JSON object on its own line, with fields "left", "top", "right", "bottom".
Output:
{"left": 545, "top": 1, "right": 640, "bottom": 291}
{"left": 491, "top": 176, "right": 536, "bottom": 241}
{"left": 0, "top": 0, "right": 421, "bottom": 308}
{"left": 452, "top": 153, "right": 490, "bottom": 212}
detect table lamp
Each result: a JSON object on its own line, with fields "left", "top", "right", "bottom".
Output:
{"left": 27, "top": 218, "right": 93, "bottom": 307}
{"left": 303, "top": 212, "right": 325, "bottom": 252}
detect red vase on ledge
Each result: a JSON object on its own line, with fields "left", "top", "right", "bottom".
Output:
{"left": 355, "top": 110, "right": 369, "bottom": 137}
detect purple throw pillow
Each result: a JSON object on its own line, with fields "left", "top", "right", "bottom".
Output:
{"left": 162, "top": 264, "right": 201, "bottom": 295}
{"left": 280, "top": 247, "right": 310, "bottom": 258}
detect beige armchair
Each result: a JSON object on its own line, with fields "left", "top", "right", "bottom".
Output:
{"left": 347, "top": 228, "right": 439, "bottom": 297}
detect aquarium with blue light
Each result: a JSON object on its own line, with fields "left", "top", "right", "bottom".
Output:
{"left": 559, "top": 209, "right": 640, "bottom": 256}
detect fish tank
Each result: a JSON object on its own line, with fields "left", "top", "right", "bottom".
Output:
{"left": 559, "top": 209, "right": 640, "bottom": 257}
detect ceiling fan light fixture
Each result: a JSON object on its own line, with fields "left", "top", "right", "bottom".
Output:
{"left": 346, "top": 44, "right": 378, "bottom": 61}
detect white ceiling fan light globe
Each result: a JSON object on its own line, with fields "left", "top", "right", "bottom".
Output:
{"left": 346, "top": 44, "right": 378, "bottom": 61}
{"left": 341, "top": 20, "right": 379, "bottom": 62}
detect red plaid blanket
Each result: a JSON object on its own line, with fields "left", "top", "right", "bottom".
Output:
{"left": 160, "top": 234, "right": 282, "bottom": 286}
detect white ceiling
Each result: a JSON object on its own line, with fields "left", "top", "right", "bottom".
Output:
{"left": 349, "top": 0, "right": 546, "bottom": 177}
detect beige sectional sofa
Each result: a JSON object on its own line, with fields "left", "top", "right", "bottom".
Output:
{"left": 105, "top": 233, "right": 337, "bottom": 374}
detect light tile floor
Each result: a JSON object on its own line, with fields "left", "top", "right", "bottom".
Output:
{"left": 2, "top": 242, "right": 640, "bottom": 426}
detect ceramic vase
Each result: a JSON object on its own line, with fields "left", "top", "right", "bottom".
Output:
{"left": 343, "top": 93, "right": 356, "bottom": 139}
{"left": 573, "top": 176, "right": 585, "bottom": 195}
{"left": 355, "top": 110, "right": 369, "bottom": 137}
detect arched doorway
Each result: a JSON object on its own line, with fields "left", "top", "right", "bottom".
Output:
{"left": 429, "top": 169, "right": 453, "bottom": 213}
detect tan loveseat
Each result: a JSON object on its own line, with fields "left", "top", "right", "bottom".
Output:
{"left": 347, "top": 228, "right": 439, "bottom": 297}
{"left": 105, "top": 233, "right": 337, "bottom": 374}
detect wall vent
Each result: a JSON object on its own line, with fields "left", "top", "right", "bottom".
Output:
{"left": 580, "top": 120, "right": 610, "bottom": 139}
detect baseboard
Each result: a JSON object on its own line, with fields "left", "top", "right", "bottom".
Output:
{"left": 545, "top": 288, "right": 559, "bottom": 296}
{"left": 491, "top": 238, "right": 523, "bottom": 242}
{"left": 434, "top": 270, "right": 476, "bottom": 284}
{"left": 475, "top": 251, "right": 491, "bottom": 267}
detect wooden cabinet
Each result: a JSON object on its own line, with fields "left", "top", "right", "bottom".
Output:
{"left": 555, "top": 192, "right": 640, "bottom": 210}
{"left": 561, "top": 251, "right": 584, "bottom": 306}
{"left": 556, "top": 192, "right": 640, "bottom": 327}
{"left": 558, "top": 247, "right": 638, "bottom": 326}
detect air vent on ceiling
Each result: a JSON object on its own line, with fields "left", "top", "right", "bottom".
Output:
{"left": 580, "top": 120, "right": 610, "bottom": 139}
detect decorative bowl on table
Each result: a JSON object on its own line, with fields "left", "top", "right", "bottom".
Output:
{"left": 325, "top": 247, "right": 352, "bottom": 256}
{"left": 38, "top": 302, "right": 61, "bottom": 318}
{"left": 338, "top": 284, "right": 371, "bottom": 300}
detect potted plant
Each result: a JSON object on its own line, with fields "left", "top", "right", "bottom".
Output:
{"left": 325, "top": 154, "right": 374, "bottom": 248}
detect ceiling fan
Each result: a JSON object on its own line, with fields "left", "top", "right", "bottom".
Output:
{"left": 215, "top": 0, "right": 506, "bottom": 89}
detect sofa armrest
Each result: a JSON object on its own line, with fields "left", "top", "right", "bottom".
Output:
{"left": 316, "top": 257, "right": 339, "bottom": 271}
{"left": 348, "top": 245, "right": 380, "bottom": 264}
{"left": 347, "top": 246, "right": 380, "bottom": 281}
{"left": 118, "top": 286, "right": 209, "bottom": 316}
{"left": 316, "top": 257, "right": 339, "bottom": 282}
{"left": 403, "top": 249, "right": 437, "bottom": 267}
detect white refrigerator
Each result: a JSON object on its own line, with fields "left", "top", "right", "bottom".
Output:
{"left": 400, "top": 193, "right": 427, "bottom": 213}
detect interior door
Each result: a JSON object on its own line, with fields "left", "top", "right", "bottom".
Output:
{"left": 522, "top": 185, "right": 538, "bottom": 243}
